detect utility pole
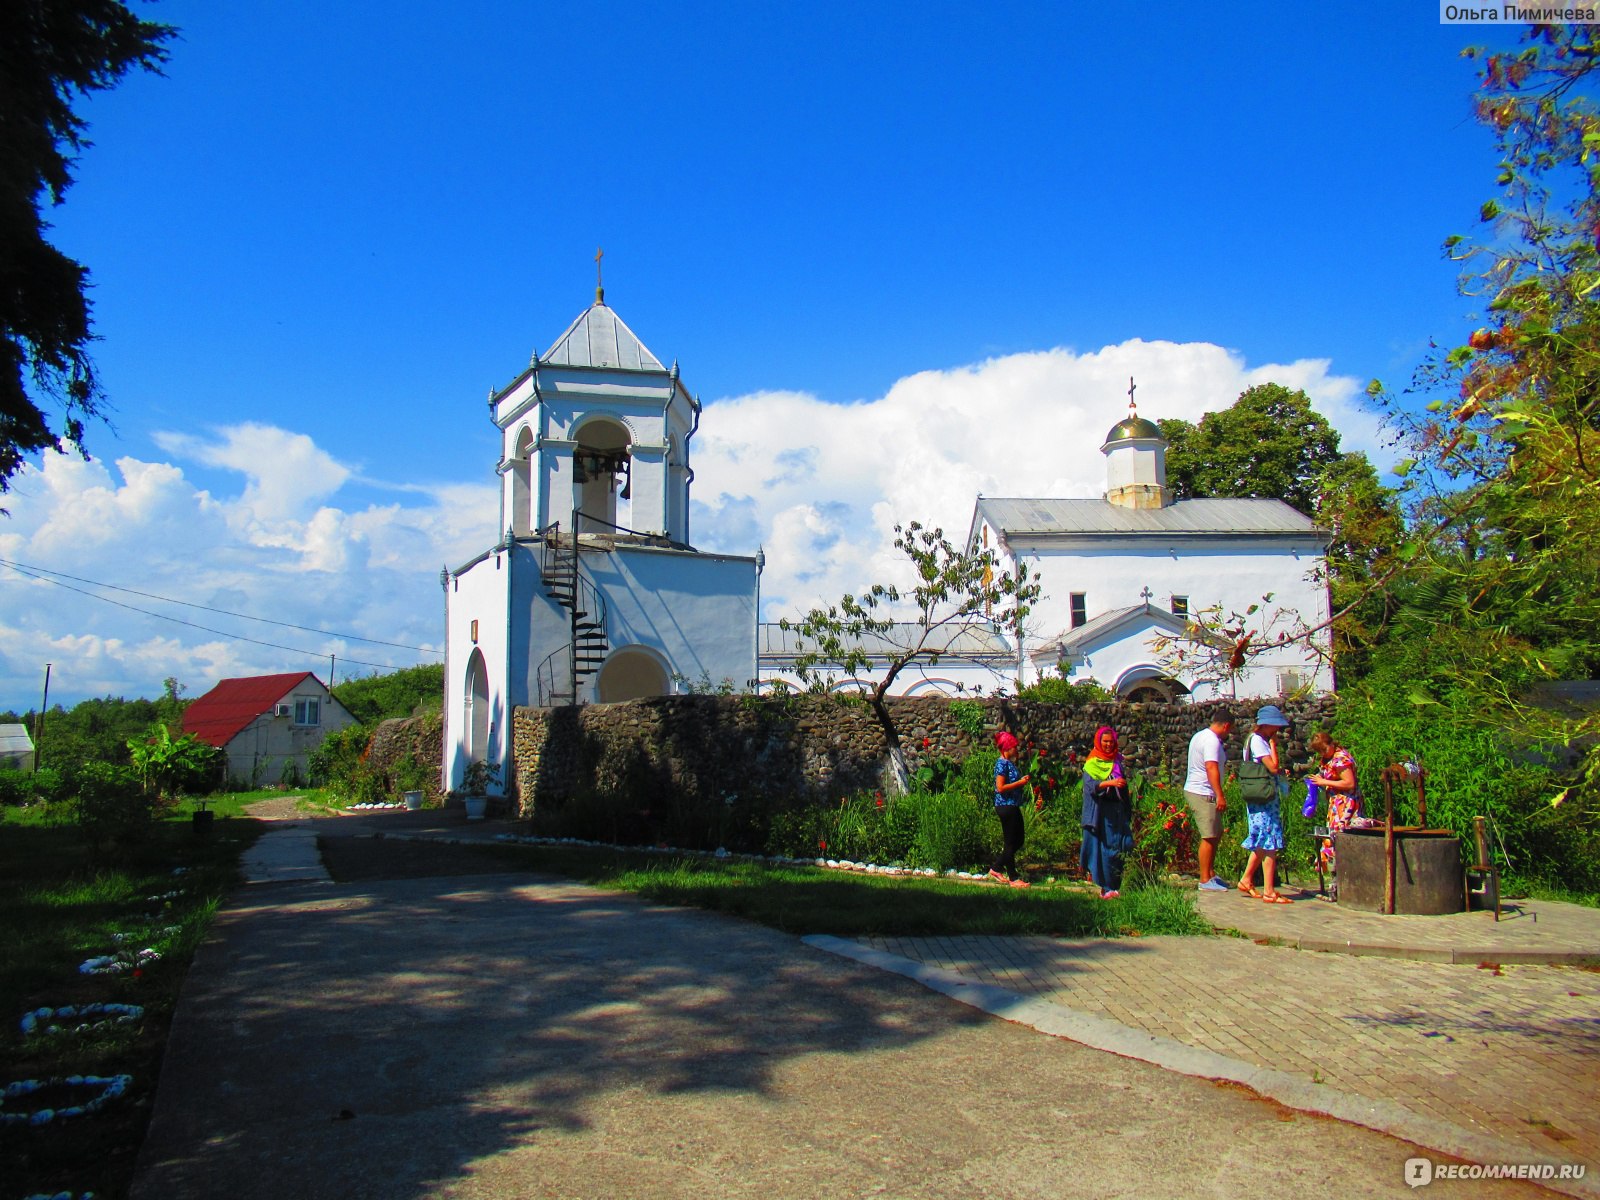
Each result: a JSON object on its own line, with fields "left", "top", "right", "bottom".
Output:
{"left": 329, "top": 653, "right": 336, "bottom": 689}
{"left": 34, "top": 663, "right": 50, "bottom": 773}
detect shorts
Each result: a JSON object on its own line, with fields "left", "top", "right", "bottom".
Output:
{"left": 1184, "top": 789, "right": 1222, "bottom": 840}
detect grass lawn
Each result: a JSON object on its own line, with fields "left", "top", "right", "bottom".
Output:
{"left": 0, "top": 804, "right": 264, "bottom": 1200}
{"left": 435, "top": 841, "right": 1215, "bottom": 939}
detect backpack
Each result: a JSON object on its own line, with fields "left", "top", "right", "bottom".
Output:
{"left": 1237, "top": 738, "right": 1277, "bottom": 804}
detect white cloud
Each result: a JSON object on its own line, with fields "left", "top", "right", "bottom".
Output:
{"left": 0, "top": 338, "right": 1380, "bottom": 708}
{"left": 0, "top": 436, "right": 495, "bottom": 708}
{"left": 691, "top": 338, "right": 1380, "bottom": 621}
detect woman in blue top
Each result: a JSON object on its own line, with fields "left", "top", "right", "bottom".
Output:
{"left": 988, "top": 731, "right": 1032, "bottom": 888}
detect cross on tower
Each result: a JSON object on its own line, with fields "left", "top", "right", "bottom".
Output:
{"left": 1139, "top": 585, "right": 1154, "bottom": 602}
{"left": 1127, "top": 376, "right": 1138, "bottom": 418}
{"left": 595, "top": 247, "right": 605, "bottom": 304}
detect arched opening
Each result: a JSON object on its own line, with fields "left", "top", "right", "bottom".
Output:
{"left": 1115, "top": 665, "right": 1190, "bottom": 704}
{"left": 596, "top": 646, "right": 671, "bottom": 702}
{"left": 510, "top": 425, "right": 535, "bottom": 536}
{"left": 572, "top": 417, "right": 632, "bottom": 533}
{"left": 905, "top": 677, "right": 961, "bottom": 697}
{"left": 464, "top": 649, "right": 490, "bottom": 762}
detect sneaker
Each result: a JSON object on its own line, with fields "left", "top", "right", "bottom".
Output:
{"left": 1010, "top": 878, "right": 1031, "bottom": 889}
{"left": 1209, "top": 876, "right": 1231, "bottom": 889}
{"left": 1198, "top": 878, "right": 1228, "bottom": 892}
{"left": 1101, "top": 889, "right": 1120, "bottom": 900}
{"left": 987, "top": 869, "right": 1007, "bottom": 883}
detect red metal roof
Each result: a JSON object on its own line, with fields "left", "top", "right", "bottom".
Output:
{"left": 181, "top": 672, "right": 320, "bottom": 748}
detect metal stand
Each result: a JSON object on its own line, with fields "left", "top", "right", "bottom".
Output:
{"left": 1465, "top": 814, "right": 1501, "bottom": 920}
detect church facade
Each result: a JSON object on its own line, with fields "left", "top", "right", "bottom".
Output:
{"left": 440, "top": 294, "right": 759, "bottom": 793}
{"left": 968, "top": 403, "right": 1332, "bottom": 702}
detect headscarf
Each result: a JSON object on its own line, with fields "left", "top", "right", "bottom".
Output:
{"left": 1082, "top": 726, "right": 1124, "bottom": 782}
{"left": 994, "top": 731, "right": 1019, "bottom": 754}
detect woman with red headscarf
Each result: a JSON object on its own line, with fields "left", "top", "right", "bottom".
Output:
{"left": 1080, "top": 725, "right": 1133, "bottom": 899}
{"left": 988, "top": 731, "right": 1032, "bottom": 887}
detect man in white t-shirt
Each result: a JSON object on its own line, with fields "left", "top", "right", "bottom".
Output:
{"left": 1185, "top": 714, "right": 1234, "bottom": 891}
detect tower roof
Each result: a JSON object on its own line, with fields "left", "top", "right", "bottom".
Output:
{"left": 1103, "top": 415, "right": 1165, "bottom": 444}
{"left": 542, "top": 303, "right": 665, "bottom": 371}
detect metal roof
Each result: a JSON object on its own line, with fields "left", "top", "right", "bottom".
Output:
{"left": 1103, "top": 416, "right": 1164, "bottom": 444}
{"left": 760, "top": 621, "right": 1014, "bottom": 661}
{"left": 181, "top": 672, "right": 320, "bottom": 748}
{"left": 0, "top": 723, "right": 34, "bottom": 754}
{"left": 976, "top": 496, "right": 1324, "bottom": 537}
{"left": 541, "top": 303, "right": 665, "bottom": 372}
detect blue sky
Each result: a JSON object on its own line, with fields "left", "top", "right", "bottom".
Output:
{"left": 0, "top": 2, "right": 1530, "bottom": 709}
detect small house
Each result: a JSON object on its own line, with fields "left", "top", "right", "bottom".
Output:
{"left": 182, "top": 672, "right": 356, "bottom": 787}
{"left": 0, "top": 724, "right": 36, "bottom": 771}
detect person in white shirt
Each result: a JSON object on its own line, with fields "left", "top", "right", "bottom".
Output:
{"left": 1185, "top": 714, "right": 1234, "bottom": 891}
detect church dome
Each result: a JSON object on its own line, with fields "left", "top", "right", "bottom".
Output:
{"left": 1104, "top": 415, "right": 1164, "bottom": 443}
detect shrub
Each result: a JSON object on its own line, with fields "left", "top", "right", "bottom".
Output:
{"left": 73, "top": 762, "right": 152, "bottom": 854}
{"left": 1017, "top": 672, "right": 1115, "bottom": 704}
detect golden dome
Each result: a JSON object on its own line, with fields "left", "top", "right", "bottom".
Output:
{"left": 1104, "top": 415, "right": 1164, "bottom": 443}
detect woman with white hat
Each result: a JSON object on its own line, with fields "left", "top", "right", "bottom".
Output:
{"left": 1238, "top": 704, "right": 1291, "bottom": 903}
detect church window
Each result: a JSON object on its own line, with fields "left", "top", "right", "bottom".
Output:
{"left": 1171, "top": 595, "right": 1189, "bottom": 618}
{"left": 293, "top": 698, "right": 321, "bottom": 726}
{"left": 1070, "top": 593, "right": 1087, "bottom": 629}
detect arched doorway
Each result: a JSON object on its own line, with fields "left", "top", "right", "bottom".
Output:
{"left": 596, "top": 647, "right": 670, "bottom": 702}
{"left": 464, "top": 649, "right": 490, "bottom": 761}
{"left": 1116, "top": 665, "right": 1190, "bottom": 704}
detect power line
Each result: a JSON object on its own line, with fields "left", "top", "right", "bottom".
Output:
{"left": 0, "top": 556, "right": 442, "bottom": 656}
{"left": 2, "top": 560, "right": 434, "bottom": 674}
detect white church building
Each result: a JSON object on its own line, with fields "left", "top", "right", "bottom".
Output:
{"left": 441, "top": 289, "right": 759, "bottom": 792}
{"left": 968, "top": 399, "right": 1332, "bottom": 702}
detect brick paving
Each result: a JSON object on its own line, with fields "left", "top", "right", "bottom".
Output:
{"left": 860, "top": 929, "right": 1600, "bottom": 1171}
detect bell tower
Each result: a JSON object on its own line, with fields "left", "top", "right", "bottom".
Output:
{"left": 490, "top": 287, "right": 698, "bottom": 543}
{"left": 1101, "top": 377, "right": 1172, "bottom": 510}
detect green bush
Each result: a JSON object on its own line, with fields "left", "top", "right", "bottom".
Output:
{"left": 73, "top": 761, "right": 152, "bottom": 853}
{"left": 1017, "top": 671, "right": 1115, "bottom": 704}
{"left": 1330, "top": 632, "right": 1594, "bottom": 893}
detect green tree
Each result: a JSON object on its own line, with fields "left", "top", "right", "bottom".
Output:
{"left": 1368, "top": 26, "right": 1600, "bottom": 828}
{"left": 0, "top": 1, "right": 173, "bottom": 499}
{"left": 332, "top": 663, "right": 444, "bottom": 724}
{"left": 1160, "top": 384, "right": 1405, "bottom": 680}
{"left": 780, "top": 520, "right": 1040, "bottom": 792}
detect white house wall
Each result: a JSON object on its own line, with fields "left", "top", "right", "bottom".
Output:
{"left": 758, "top": 658, "right": 1017, "bottom": 697}
{"left": 444, "top": 551, "right": 512, "bottom": 791}
{"left": 220, "top": 683, "right": 355, "bottom": 786}
{"left": 586, "top": 546, "right": 758, "bottom": 696}
{"left": 1008, "top": 534, "right": 1332, "bottom": 697}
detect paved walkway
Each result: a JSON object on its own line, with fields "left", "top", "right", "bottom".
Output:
{"left": 170, "top": 811, "right": 1596, "bottom": 1197}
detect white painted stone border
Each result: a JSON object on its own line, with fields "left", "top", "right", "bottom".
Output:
{"left": 804, "top": 935, "right": 1600, "bottom": 1200}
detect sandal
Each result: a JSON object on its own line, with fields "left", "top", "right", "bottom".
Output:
{"left": 1237, "top": 883, "right": 1259, "bottom": 898}
{"left": 1261, "top": 893, "right": 1292, "bottom": 904}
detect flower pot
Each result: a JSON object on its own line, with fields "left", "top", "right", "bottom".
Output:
{"left": 463, "top": 795, "right": 488, "bottom": 821}
{"left": 191, "top": 809, "right": 214, "bottom": 836}
{"left": 402, "top": 790, "right": 424, "bottom": 811}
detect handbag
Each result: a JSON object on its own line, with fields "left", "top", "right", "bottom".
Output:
{"left": 1237, "top": 742, "right": 1277, "bottom": 804}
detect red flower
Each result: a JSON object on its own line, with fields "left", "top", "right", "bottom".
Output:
{"left": 819, "top": 839, "right": 827, "bottom": 850}
{"left": 874, "top": 795, "right": 885, "bottom": 809}
{"left": 921, "top": 737, "right": 930, "bottom": 749}
{"left": 1067, "top": 751, "right": 1079, "bottom": 763}
{"left": 1163, "top": 820, "right": 1174, "bottom": 831}
{"left": 1048, "top": 777, "right": 1056, "bottom": 786}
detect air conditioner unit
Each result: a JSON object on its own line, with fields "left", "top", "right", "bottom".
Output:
{"left": 273, "top": 704, "right": 292, "bottom": 718}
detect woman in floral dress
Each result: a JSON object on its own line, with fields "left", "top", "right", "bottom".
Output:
{"left": 1308, "top": 731, "right": 1362, "bottom": 888}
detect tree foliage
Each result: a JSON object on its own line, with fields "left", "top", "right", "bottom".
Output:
{"left": 0, "top": 1, "right": 173, "bottom": 497}
{"left": 779, "top": 521, "right": 1041, "bottom": 790}
{"left": 1369, "top": 25, "right": 1600, "bottom": 828}
{"left": 331, "top": 663, "right": 444, "bottom": 724}
{"left": 1159, "top": 384, "right": 1405, "bottom": 680}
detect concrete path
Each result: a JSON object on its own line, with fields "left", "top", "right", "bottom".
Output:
{"left": 131, "top": 819, "right": 1593, "bottom": 1200}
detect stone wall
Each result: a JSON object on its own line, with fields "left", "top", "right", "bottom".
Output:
{"left": 365, "top": 710, "right": 447, "bottom": 803}
{"left": 509, "top": 694, "right": 1337, "bottom": 835}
